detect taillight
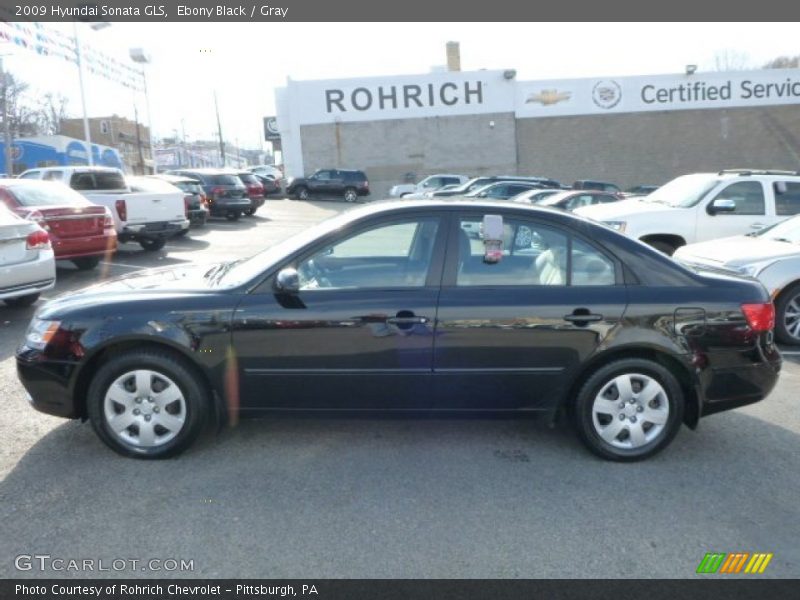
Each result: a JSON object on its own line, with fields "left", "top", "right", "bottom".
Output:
{"left": 115, "top": 199, "right": 127, "bottom": 222}
{"left": 26, "top": 229, "right": 51, "bottom": 250}
{"left": 741, "top": 303, "right": 775, "bottom": 332}
{"left": 25, "top": 210, "right": 50, "bottom": 230}
{"left": 102, "top": 208, "right": 114, "bottom": 229}
{"left": 200, "top": 194, "right": 209, "bottom": 207}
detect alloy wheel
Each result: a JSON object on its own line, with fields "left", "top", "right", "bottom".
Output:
{"left": 782, "top": 294, "right": 800, "bottom": 341}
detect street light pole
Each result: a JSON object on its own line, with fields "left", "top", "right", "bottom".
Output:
{"left": 214, "top": 90, "right": 225, "bottom": 168}
{"left": 72, "top": 21, "right": 94, "bottom": 166}
{"left": 129, "top": 48, "right": 156, "bottom": 174}
{"left": 0, "top": 55, "right": 13, "bottom": 176}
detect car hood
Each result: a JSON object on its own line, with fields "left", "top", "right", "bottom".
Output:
{"left": 575, "top": 198, "right": 678, "bottom": 220}
{"left": 675, "top": 235, "right": 800, "bottom": 268}
{"left": 38, "top": 264, "right": 225, "bottom": 317}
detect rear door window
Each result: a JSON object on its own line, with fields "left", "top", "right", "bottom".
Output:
{"left": 70, "top": 171, "right": 126, "bottom": 191}
{"left": 774, "top": 181, "right": 800, "bottom": 216}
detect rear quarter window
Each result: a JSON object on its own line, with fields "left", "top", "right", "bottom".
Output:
{"left": 70, "top": 171, "right": 126, "bottom": 191}
{"left": 208, "top": 175, "right": 242, "bottom": 186}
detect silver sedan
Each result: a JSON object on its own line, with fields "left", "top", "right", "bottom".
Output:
{"left": 0, "top": 205, "right": 56, "bottom": 308}
{"left": 674, "top": 215, "right": 800, "bottom": 345}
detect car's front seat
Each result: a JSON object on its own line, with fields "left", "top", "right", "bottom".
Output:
{"left": 535, "top": 248, "right": 566, "bottom": 285}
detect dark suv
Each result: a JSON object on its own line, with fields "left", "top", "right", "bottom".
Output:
{"left": 287, "top": 169, "right": 370, "bottom": 203}
{"left": 167, "top": 169, "right": 251, "bottom": 221}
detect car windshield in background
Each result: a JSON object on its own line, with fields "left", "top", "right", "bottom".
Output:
{"left": 238, "top": 173, "right": 259, "bottom": 184}
{"left": 208, "top": 175, "right": 242, "bottom": 186}
{"left": 69, "top": 171, "right": 127, "bottom": 191}
{"left": 8, "top": 183, "right": 90, "bottom": 206}
{"left": 537, "top": 192, "right": 573, "bottom": 206}
{"left": 642, "top": 174, "right": 719, "bottom": 208}
{"left": 755, "top": 216, "right": 800, "bottom": 244}
{"left": 174, "top": 182, "right": 203, "bottom": 194}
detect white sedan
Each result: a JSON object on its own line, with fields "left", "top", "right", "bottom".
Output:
{"left": 0, "top": 204, "right": 56, "bottom": 308}
{"left": 674, "top": 215, "right": 800, "bottom": 345}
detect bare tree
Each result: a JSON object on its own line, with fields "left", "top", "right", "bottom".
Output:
{"left": 38, "top": 93, "right": 70, "bottom": 136}
{"left": 763, "top": 55, "right": 800, "bottom": 69}
{"left": 713, "top": 49, "right": 751, "bottom": 71}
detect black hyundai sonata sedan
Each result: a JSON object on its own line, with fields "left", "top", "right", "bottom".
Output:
{"left": 16, "top": 199, "right": 781, "bottom": 461}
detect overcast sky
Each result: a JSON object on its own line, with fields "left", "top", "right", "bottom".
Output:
{"left": 3, "top": 22, "right": 799, "bottom": 151}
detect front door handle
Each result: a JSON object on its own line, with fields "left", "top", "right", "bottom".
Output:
{"left": 564, "top": 310, "right": 603, "bottom": 324}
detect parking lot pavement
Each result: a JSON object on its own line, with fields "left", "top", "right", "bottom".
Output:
{"left": 1, "top": 197, "right": 799, "bottom": 579}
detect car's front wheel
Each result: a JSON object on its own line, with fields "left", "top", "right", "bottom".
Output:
{"left": 775, "top": 282, "right": 800, "bottom": 345}
{"left": 295, "top": 186, "right": 310, "bottom": 201}
{"left": 572, "top": 359, "right": 684, "bottom": 461}
{"left": 87, "top": 350, "right": 209, "bottom": 458}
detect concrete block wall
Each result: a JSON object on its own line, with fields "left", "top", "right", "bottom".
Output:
{"left": 300, "top": 112, "right": 518, "bottom": 199}
{"left": 516, "top": 105, "right": 800, "bottom": 189}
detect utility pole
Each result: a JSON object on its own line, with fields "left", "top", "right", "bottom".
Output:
{"left": 213, "top": 90, "right": 225, "bottom": 168}
{"left": 0, "top": 55, "right": 13, "bottom": 176}
{"left": 134, "top": 103, "right": 145, "bottom": 175}
{"left": 73, "top": 22, "right": 94, "bottom": 166}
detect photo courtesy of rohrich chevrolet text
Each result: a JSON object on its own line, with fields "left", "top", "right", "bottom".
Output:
{"left": 0, "top": 1, "right": 798, "bottom": 598}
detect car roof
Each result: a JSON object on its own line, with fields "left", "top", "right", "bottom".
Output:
{"left": 29, "top": 166, "right": 121, "bottom": 173}
{"left": 150, "top": 174, "right": 200, "bottom": 183}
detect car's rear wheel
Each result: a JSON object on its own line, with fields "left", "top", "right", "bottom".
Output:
{"left": 573, "top": 359, "right": 684, "bottom": 461}
{"left": 225, "top": 211, "right": 240, "bottom": 221}
{"left": 72, "top": 256, "right": 100, "bottom": 270}
{"left": 296, "top": 186, "right": 309, "bottom": 201}
{"left": 243, "top": 207, "right": 256, "bottom": 216}
{"left": 3, "top": 293, "right": 40, "bottom": 308}
{"left": 775, "top": 282, "right": 800, "bottom": 345}
{"left": 87, "top": 350, "right": 209, "bottom": 458}
{"left": 139, "top": 237, "right": 166, "bottom": 252}
{"left": 343, "top": 187, "right": 358, "bottom": 203}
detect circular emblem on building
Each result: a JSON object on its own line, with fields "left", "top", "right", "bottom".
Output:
{"left": 592, "top": 80, "right": 622, "bottom": 109}
{"left": 9, "top": 144, "right": 23, "bottom": 160}
{"left": 266, "top": 118, "right": 279, "bottom": 135}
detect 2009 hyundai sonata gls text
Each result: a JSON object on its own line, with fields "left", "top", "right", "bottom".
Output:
{"left": 16, "top": 200, "right": 781, "bottom": 460}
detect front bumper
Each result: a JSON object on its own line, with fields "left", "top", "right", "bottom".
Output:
{"left": 16, "top": 350, "right": 80, "bottom": 419}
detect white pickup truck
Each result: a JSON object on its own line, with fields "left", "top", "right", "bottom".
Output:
{"left": 18, "top": 166, "right": 189, "bottom": 251}
{"left": 575, "top": 169, "right": 800, "bottom": 254}
{"left": 389, "top": 173, "right": 469, "bottom": 198}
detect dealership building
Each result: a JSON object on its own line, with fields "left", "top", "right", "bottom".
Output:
{"left": 275, "top": 66, "right": 800, "bottom": 197}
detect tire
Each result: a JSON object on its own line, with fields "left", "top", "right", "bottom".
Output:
{"left": 343, "top": 187, "right": 358, "bottom": 203}
{"left": 73, "top": 256, "right": 100, "bottom": 270}
{"left": 3, "top": 293, "right": 40, "bottom": 308}
{"left": 86, "top": 349, "right": 210, "bottom": 459}
{"left": 243, "top": 207, "right": 256, "bottom": 216}
{"left": 646, "top": 239, "right": 677, "bottom": 256}
{"left": 174, "top": 229, "right": 188, "bottom": 238}
{"left": 572, "top": 358, "right": 685, "bottom": 461}
{"left": 295, "top": 186, "right": 310, "bottom": 201}
{"left": 139, "top": 237, "right": 166, "bottom": 252}
{"left": 225, "top": 211, "right": 241, "bottom": 221}
{"left": 775, "top": 282, "right": 800, "bottom": 345}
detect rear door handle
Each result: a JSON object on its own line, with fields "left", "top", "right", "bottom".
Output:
{"left": 387, "top": 316, "right": 429, "bottom": 325}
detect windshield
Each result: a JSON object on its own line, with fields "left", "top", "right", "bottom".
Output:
{"left": 213, "top": 204, "right": 374, "bottom": 287}
{"left": 642, "top": 174, "right": 719, "bottom": 208}
{"left": 755, "top": 215, "right": 800, "bottom": 244}
{"left": 8, "top": 182, "right": 91, "bottom": 207}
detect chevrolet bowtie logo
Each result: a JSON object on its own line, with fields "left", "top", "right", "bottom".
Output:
{"left": 525, "top": 90, "right": 571, "bottom": 105}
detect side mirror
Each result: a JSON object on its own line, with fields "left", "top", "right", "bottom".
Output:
{"left": 275, "top": 268, "right": 300, "bottom": 294}
{"left": 708, "top": 198, "right": 736, "bottom": 215}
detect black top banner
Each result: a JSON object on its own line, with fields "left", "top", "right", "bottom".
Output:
{"left": 1, "top": 0, "right": 799, "bottom": 22}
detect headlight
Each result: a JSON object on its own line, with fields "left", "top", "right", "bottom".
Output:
{"left": 25, "top": 318, "right": 61, "bottom": 350}
{"left": 604, "top": 221, "right": 627, "bottom": 233}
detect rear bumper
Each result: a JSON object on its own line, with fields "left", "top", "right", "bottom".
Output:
{"left": 0, "top": 251, "right": 56, "bottom": 301}
{"left": 52, "top": 232, "right": 117, "bottom": 260}
{"left": 121, "top": 220, "right": 190, "bottom": 239}
{"left": 698, "top": 345, "right": 782, "bottom": 417}
{"left": 188, "top": 207, "right": 209, "bottom": 224}
{"left": 209, "top": 199, "right": 251, "bottom": 215}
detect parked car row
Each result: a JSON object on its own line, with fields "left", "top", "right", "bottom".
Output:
{"left": 0, "top": 165, "right": 283, "bottom": 308}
